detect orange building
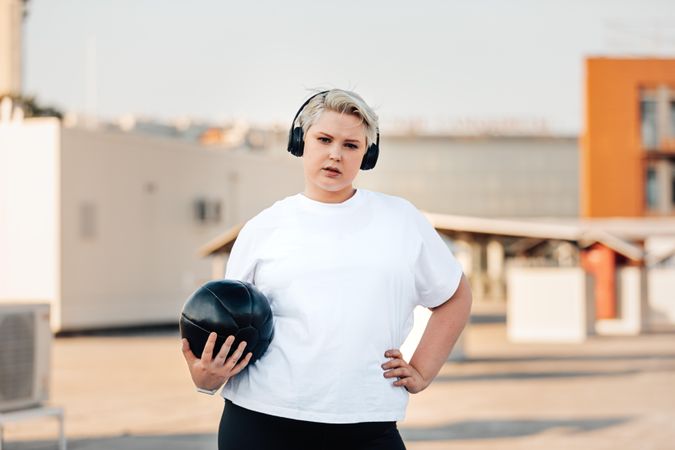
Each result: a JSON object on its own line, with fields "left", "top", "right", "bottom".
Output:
{"left": 582, "top": 57, "right": 675, "bottom": 218}
{"left": 581, "top": 57, "right": 675, "bottom": 319}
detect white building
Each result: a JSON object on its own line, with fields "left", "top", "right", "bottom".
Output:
{"left": 258, "top": 129, "right": 580, "bottom": 218}
{"left": 0, "top": 116, "right": 304, "bottom": 332}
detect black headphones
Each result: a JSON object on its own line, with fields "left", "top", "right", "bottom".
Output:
{"left": 286, "top": 90, "right": 379, "bottom": 171}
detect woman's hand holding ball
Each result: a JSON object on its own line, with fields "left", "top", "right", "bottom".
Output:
{"left": 182, "top": 332, "right": 253, "bottom": 391}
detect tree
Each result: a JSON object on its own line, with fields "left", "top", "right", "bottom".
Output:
{"left": 0, "top": 93, "right": 64, "bottom": 119}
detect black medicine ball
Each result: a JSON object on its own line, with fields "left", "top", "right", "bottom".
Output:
{"left": 180, "top": 279, "right": 274, "bottom": 365}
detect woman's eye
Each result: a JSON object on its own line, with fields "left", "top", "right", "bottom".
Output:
{"left": 346, "top": 143, "right": 358, "bottom": 149}
{"left": 318, "top": 137, "right": 330, "bottom": 143}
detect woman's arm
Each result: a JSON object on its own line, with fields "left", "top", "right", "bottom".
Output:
{"left": 409, "top": 272, "right": 473, "bottom": 387}
{"left": 382, "top": 273, "right": 473, "bottom": 393}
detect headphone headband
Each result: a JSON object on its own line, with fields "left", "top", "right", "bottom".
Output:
{"left": 290, "top": 90, "right": 329, "bottom": 131}
{"left": 286, "top": 89, "right": 379, "bottom": 171}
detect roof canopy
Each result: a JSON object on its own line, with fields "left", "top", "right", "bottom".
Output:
{"left": 199, "top": 213, "right": 675, "bottom": 263}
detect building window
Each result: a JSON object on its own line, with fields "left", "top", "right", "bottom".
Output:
{"left": 80, "top": 202, "right": 97, "bottom": 239}
{"left": 646, "top": 161, "right": 675, "bottom": 213}
{"left": 640, "top": 98, "right": 658, "bottom": 150}
{"left": 640, "top": 87, "right": 675, "bottom": 150}
{"left": 194, "top": 198, "right": 222, "bottom": 224}
{"left": 646, "top": 166, "right": 659, "bottom": 209}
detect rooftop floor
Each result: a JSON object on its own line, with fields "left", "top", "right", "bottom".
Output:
{"left": 3, "top": 302, "right": 675, "bottom": 449}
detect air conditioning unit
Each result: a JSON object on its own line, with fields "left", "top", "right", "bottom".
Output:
{"left": 0, "top": 303, "right": 51, "bottom": 412}
{"left": 194, "top": 197, "right": 223, "bottom": 224}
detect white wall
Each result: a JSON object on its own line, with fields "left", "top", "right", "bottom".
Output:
{"left": 264, "top": 131, "right": 580, "bottom": 218}
{"left": 596, "top": 266, "right": 648, "bottom": 336}
{"left": 506, "top": 266, "right": 595, "bottom": 342}
{"left": 58, "top": 128, "right": 304, "bottom": 330}
{"left": 648, "top": 267, "right": 675, "bottom": 331}
{"left": 0, "top": 118, "right": 61, "bottom": 327}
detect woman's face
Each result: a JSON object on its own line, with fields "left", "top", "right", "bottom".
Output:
{"left": 302, "top": 110, "right": 368, "bottom": 203}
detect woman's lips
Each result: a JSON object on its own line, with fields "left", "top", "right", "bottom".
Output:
{"left": 322, "top": 168, "right": 341, "bottom": 177}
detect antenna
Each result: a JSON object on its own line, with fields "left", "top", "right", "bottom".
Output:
{"left": 84, "top": 35, "right": 98, "bottom": 126}
{"left": 604, "top": 19, "right": 675, "bottom": 55}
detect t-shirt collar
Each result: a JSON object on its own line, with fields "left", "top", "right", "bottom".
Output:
{"left": 296, "top": 188, "right": 365, "bottom": 211}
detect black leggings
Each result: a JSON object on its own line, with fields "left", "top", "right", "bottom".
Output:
{"left": 218, "top": 399, "right": 407, "bottom": 450}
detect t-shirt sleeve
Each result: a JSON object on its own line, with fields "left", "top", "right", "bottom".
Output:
{"left": 410, "top": 206, "right": 464, "bottom": 309}
{"left": 224, "top": 221, "right": 259, "bottom": 284}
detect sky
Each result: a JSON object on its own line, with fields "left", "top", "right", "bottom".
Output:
{"left": 22, "top": 0, "right": 675, "bottom": 134}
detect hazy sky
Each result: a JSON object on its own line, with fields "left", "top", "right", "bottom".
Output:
{"left": 23, "top": 0, "right": 675, "bottom": 134}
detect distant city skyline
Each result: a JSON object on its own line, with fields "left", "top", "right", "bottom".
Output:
{"left": 22, "top": 0, "right": 675, "bottom": 134}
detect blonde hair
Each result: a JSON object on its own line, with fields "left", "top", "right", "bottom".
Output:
{"left": 295, "top": 89, "right": 379, "bottom": 148}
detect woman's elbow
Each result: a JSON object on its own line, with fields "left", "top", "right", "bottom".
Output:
{"left": 430, "top": 273, "right": 473, "bottom": 312}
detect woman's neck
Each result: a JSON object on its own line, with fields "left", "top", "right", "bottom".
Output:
{"left": 303, "top": 186, "right": 356, "bottom": 204}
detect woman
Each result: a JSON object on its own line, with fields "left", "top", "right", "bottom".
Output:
{"left": 181, "top": 89, "right": 473, "bottom": 450}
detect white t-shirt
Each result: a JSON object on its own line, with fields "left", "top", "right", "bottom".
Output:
{"left": 221, "top": 188, "right": 463, "bottom": 423}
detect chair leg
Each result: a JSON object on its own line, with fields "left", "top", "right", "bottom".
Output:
{"left": 58, "top": 412, "right": 67, "bottom": 450}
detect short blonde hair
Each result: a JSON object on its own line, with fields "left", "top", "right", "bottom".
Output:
{"left": 295, "top": 89, "right": 379, "bottom": 149}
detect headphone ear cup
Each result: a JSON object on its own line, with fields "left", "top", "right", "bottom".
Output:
{"left": 287, "top": 90, "right": 328, "bottom": 158}
{"left": 288, "top": 127, "right": 305, "bottom": 157}
{"left": 360, "top": 143, "right": 379, "bottom": 170}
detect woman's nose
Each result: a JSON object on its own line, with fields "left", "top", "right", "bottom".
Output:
{"left": 328, "top": 144, "right": 342, "bottom": 160}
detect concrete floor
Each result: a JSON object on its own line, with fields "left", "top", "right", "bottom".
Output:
{"left": 3, "top": 304, "right": 675, "bottom": 450}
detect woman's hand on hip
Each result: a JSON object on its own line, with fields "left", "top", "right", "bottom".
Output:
{"left": 381, "top": 349, "right": 429, "bottom": 394}
{"left": 181, "top": 332, "right": 253, "bottom": 391}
